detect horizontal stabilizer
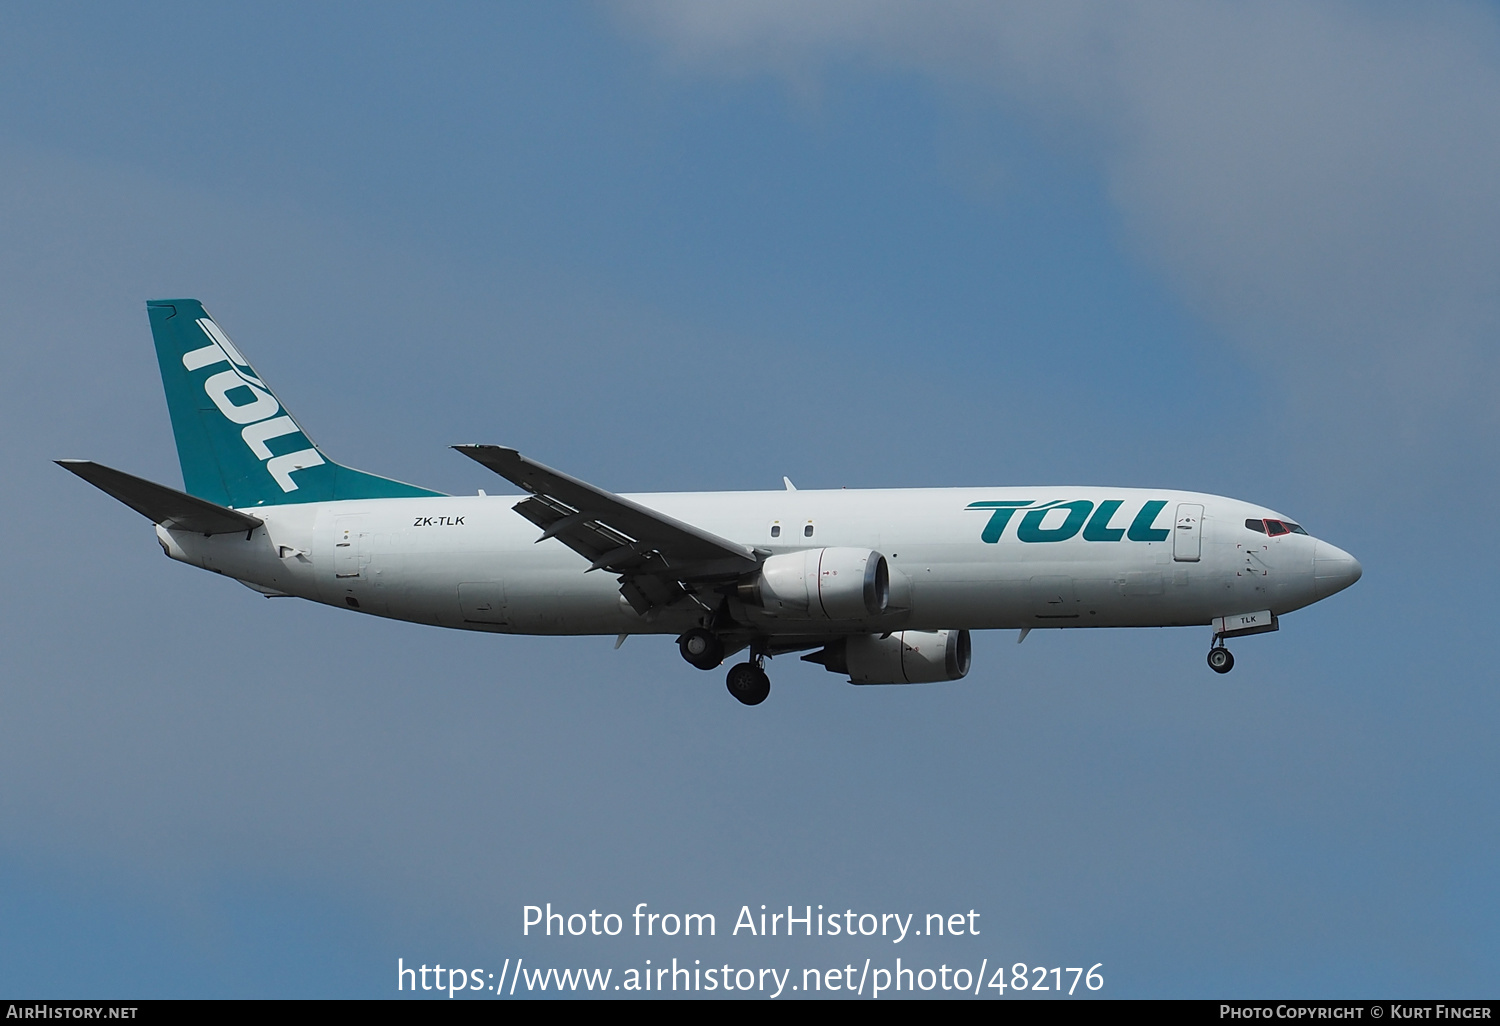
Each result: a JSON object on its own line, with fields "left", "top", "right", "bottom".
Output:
{"left": 56, "top": 460, "right": 263, "bottom": 535}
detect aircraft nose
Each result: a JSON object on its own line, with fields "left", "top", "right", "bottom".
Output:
{"left": 1313, "top": 540, "right": 1363, "bottom": 600}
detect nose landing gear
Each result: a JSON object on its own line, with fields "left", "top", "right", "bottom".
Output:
{"left": 1207, "top": 644, "right": 1235, "bottom": 674}
{"left": 1206, "top": 610, "right": 1277, "bottom": 673}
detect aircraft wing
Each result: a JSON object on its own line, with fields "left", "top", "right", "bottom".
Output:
{"left": 57, "top": 460, "right": 264, "bottom": 535}
{"left": 452, "top": 445, "right": 759, "bottom": 612}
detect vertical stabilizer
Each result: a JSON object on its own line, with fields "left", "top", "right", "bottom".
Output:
{"left": 148, "top": 300, "right": 441, "bottom": 507}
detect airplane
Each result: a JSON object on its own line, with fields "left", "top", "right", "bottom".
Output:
{"left": 59, "top": 300, "right": 1363, "bottom": 705}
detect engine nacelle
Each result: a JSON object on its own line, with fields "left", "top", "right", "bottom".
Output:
{"left": 737, "top": 548, "right": 889, "bottom": 620}
{"left": 811, "top": 629, "right": 971, "bottom": 684}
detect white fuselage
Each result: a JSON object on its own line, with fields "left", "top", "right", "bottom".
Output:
{"left": 155, "top": 487, "right": 1355, "bottom": 639}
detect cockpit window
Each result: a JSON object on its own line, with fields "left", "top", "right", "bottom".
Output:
{"left": 1249, "top": 517, "right": 1309, "bottom": 536}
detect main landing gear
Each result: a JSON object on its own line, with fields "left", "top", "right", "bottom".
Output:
{"left": 1207, "top": 642, "right": 1235, "bottom": 674}
{"left": 725, "top": 660, "right": 771, "bottom": 706}
{"left": 678, "top": 627, "right": 725, "bottom": 670}
{"left": 677, "top": 627, "right": 770, "bottom": 706}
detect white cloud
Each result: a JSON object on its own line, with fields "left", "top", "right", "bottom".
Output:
{"left": 626, "top": 1, "right": 1500, "bottom": 441}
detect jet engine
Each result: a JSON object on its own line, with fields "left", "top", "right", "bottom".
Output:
{"left": 806, "top": 629, "right": 972, "bottom": 684}
{"left": 737, "top": 548, "right": 889, "bottom": 620}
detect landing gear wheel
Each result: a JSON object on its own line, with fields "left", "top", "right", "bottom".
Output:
{"left": 678, "top": 628, "right": 724, "bottom": 670}
{"left": 1207, "top": 647, "right": 1235, "bottom": 674}
{"left": 726, "top": 662, "right": 770, "bottom": 706}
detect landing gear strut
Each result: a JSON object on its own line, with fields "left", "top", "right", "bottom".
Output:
{"left": 726, "top": 653, "right": 770, "bottom": 706}
{"left": 1207, "top": 643, "right": 1234, "bottom": 674}
{"left": 1206, "top": 611, "right": 1277, "bottom": 674}
{"left": 678, "top": 627, "right": 725, "bottom": 670}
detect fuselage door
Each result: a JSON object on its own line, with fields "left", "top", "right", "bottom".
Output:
{"left": 1027, "top": 575, "right": 1080, "bottom": 620}
{"left": 1173, "top": 503, "right": 1203, "bottom": 562}
{"left": 458, "top": 582, "right": 508, "bottom": 625}
{"left": 334, "top": 515, "right": 367, "bottom": 578}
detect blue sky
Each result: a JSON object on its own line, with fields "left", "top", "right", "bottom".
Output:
{"left": 0, "top": 1, "right": 1495, "bottom": 997}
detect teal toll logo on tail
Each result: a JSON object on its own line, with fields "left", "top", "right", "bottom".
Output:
{"left": 966, "top": 500, "right": 1171, "bottom": 543}
{"left": 182, "top": 316, "right": 325, "bottom": 493}
{"left": 148, "top": 299, "right": 441, "bottom": 508}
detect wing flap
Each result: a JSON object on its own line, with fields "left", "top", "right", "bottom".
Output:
{"left": 57, "top": 460, "right": 263, "bottom": 535}
{"left": 511, "top": 493, "right": 636, "bottom": 564}
{"left": 453, "top": 445, "right": 758, "bottom": 580}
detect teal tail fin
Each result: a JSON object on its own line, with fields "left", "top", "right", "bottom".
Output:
{"left": 148, "top": 299, "right": 442, "bottom": 507}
